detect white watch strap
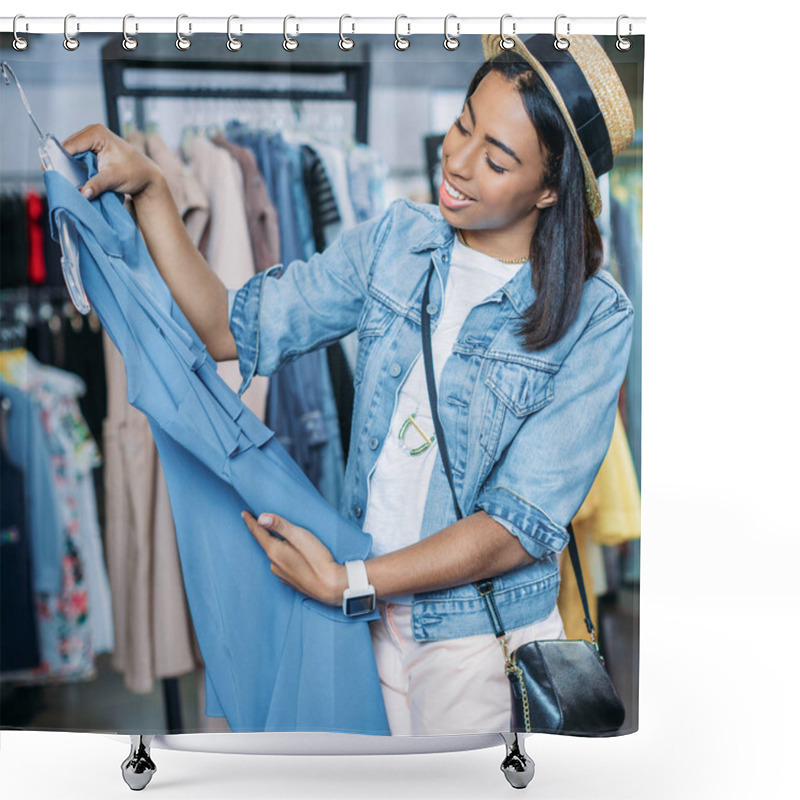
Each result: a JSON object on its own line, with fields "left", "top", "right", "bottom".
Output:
{"left": 344, "top": 560, "right": 370, "bottom": 592}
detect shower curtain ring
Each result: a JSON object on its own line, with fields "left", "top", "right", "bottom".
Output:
{"left": 227, "top": 15, "right": 243, "bottom": 51}
{"left": 554, "top": 14, "right": 571, "bottom": 50}
{"left": 122, "top": 15, "right": 138, "bottom": 51}
{"left": 64, "top": 14, "right": 80, "bottom": 51}
{"left": 443, "top": 14, "right": 460, "bottom": 50}
{"left": 339, "top": 15, "right": 355, "bottom": 50}
{"left": 176, "top": 14, "right": 191, "bottom": 50}
{"left": 499, "top": 14, "right": 515, "bottom": 50}
{"left": 12, "top": 15, "right": 29, "bottom": 51}
{"left": 394, "top": 15, "right": 410, "bottom": 51}
{"left": 616, "top": 15, "right": 632, "bottom": 51}
{"left": 283, "top": 15, "right": 299, "bottom": 51}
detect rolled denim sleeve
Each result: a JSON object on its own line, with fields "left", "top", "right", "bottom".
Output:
{"left": 474, "top": 295, "right": 634, "bottom": 560}
{"left": 226, "top": 202, "right": 395, "bottom": 396}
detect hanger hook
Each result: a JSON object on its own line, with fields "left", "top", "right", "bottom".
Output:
{"left": 616, "top": 15, "right": 632, "bottom": 51}
{"left": 339, "top": 15, "right": 355, "bottom": 50}
{"left": 176, "top": 14, "right": 191, "bottom": 50}
{"left": 554, "top": 14, "right": 570, "bottom": 51}
{"left": 443, "top": 14, "right": 460, "bottom": 50}
{"left": 122, "top": 15, "right": 138, "bottom": 51}
{"left": 499, "top": 14, "right": 516, "bottom": 50}
{"left": 227, "top": 15, "right": 243, "bottom": 51}
{"left": 394, "top": 15, "right": 410, "bottom": 51}
{"left": 283, "top": 15, "right": 299, "bottom": 51}
{"left": 64, "top": 14, "right": 80, "bottom": 51}
{"left": 12, "top": 15, "right": 29, "bottom": 51}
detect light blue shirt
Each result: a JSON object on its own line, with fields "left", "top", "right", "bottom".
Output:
{"left": 228, "top": 197, "right": 635, "bottom": 641}
{"left": 44, "top": 151, "right": 390, "bottom": 735}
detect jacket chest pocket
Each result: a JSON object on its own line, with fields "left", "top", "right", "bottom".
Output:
{"left": 478, "top": 358, "right": 556, "bottom": 459}
{"left": 353, "top": 299, "right": 394, "bottom": 387}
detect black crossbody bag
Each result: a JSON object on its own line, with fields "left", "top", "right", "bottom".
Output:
{"left": 420, "top": 260, "right": 626, "bottom": 736}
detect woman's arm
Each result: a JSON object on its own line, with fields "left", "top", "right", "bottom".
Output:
{"left": 132, "top": 177, "right": 237, "bottom": 362}
{"left": 62, "top": 124, "right": 237, "bottom": 362}
{"left": 361, "top": 511, "right": 534, "bottom": 598}
{"left": 241, "top": 508, "right": 535, "bottom": 606}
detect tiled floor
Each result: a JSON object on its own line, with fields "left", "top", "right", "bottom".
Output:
{"left": 2, "top": 585, "right": 639, "bottom": 735}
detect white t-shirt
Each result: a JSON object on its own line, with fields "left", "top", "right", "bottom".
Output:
{"left": 362, "top": 235, "right": 529, "bottom": 602}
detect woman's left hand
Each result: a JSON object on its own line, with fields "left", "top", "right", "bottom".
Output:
{"left": 241, "top": 510, "right": 347, "bottom": 606}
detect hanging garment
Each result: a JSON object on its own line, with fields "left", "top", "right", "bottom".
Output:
{"left": 0, "top": 372, "right": 62, "bottom": 594}
{"left": 43, "top": 150, "right": 389, "bottom": 734}
{"left": 557, "top": 407, "right": 641, "bottom": 641}
{"left": 211, "top": 132, "right": 281, "bottom": 271}
{"left": 109, "top": 131, "right": 211, "bottom": 693}
{"left": 346, "top": 142, "right": 389, "bottom": 225}
{"left": 224, "top": 125, "right": 341, "bottom": 505}
{"left": 102, "top": 336, "right": 200, "bottom": 694}
{"left": 0, "top": 359, "right": 105, "bottom": 684}
{"left": 300, "top": 143, "right": 342, "bottom": 252}
{"left": 183, "top": 135, "right": 269, "bottom": 423}
{"left": 26, "top": 189, "right": 47, "bottom": 285}
{"left": 145, "top": 131, "right": 211, "bottom": 250}
{"left": 0, "top": 439, "right": 41, "bottom": 672}
{"left": 0, "top": 192, "right": 29, "bottom": 289}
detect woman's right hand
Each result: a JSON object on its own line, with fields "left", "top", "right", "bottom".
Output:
{"left": 61, "top": 123, "right": 162, "bottom": 201}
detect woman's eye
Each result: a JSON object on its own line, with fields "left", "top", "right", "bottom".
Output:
{"left": 486, "top": 157, "right": 506, "bottom": 174}
{"left": 454, "top": 118, "right": 468, "bottom": 134}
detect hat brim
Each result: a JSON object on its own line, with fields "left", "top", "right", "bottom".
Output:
{"left": 481, "top": 34, "right": 603, "bottom": 218}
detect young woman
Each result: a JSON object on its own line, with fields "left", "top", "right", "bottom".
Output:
{"left": 62, "top": 33, "right": 635, "bottom": 736}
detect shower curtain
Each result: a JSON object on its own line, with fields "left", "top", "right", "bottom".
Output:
{"left": 0, "top": 29, "right": 643, "bottom": 737}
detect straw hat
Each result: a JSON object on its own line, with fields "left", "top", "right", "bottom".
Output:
{"left": 482, "top": 34, "right": 635, "bottom": 218}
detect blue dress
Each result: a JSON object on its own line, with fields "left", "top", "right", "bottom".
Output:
{"left": 43, "top": 151, "right": 390, "bottom": 735}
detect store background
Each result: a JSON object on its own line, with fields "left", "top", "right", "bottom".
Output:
{"left": 0, "top": 0, "right": 797, "bottom": 798}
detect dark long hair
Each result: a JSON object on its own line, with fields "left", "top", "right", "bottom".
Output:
{"left": 464, "top": 52, "right": 604, "bottom": 351}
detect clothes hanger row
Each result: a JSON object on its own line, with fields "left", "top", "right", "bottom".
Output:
{"left": 1, "top": 290, "right": 100, "bottom": 333}
{"left": 127, "top": 94, "right": 357, "bottom": 152}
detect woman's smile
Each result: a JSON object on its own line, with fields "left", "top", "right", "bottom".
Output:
{"left": 439, "top": 175, "right": 477, "bottom": 209}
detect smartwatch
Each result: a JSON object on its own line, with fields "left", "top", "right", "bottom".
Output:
{"left": 342, "top": 560, "right": 376, "bottom": 617}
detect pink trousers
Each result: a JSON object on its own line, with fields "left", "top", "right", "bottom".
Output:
{"left": 368, "top": 600, "right": 566, "bottom": 735}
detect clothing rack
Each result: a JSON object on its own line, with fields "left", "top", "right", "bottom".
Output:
{"left": 98, "top": 34, "right": 372, "bottom": 733}
{"left": 100, "top": 34, "right": 371, "bottom": 145}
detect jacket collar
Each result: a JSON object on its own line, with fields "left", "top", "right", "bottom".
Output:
{"left": 408, "top": 214, "right": 455, "bottom": 254}
{"left": 409, "top": 215, "right": 538, "bottom": 316}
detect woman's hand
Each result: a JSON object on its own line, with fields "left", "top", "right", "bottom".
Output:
{"left": 241, "top": 510, "right": 348, "bottom": 607}
{"left": 61, "top": 123, "right": 163, "bottom": 201}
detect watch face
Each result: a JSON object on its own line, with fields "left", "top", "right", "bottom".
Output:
{"left": 345, "top": 594, "right": 376, "bottom": 616}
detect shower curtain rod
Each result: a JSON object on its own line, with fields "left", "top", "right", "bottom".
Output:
{"left": 1, "top": 15, "right": 646, "bottom": 37}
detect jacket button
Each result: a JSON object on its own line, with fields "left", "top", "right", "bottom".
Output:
{"left": 426, "top": 303, "right": 438, "bottom": 315}
{"left": 353, "top": 504, "right": 363, "bottom": 518}
{"left": 368, "top": 436, "right": 379, "bottom": 450}
{"left": 389, "top": 363, "right": 401, "bottom": 377}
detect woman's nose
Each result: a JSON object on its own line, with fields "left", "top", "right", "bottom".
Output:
{"left": 446, "top": 140, "right": 476, "bottom": 180}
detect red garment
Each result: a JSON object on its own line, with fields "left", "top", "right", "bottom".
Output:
{"left": 26, "top": 190, "right": 46, "bottom": 285}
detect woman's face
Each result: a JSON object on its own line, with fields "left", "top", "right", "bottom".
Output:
{"left": 438, "top": 70, "right": 557, "bottom": 247}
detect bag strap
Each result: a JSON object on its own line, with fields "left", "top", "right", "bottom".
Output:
{"left": 420, "top": 259, "right": 600, "bottom": 646}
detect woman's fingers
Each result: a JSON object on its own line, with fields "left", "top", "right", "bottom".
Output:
{"left": 259, "top": 512, "right": 332, "bottom": 560}
{"left": 62, "top": 123, "right": 110, "bottom": 156}
{"left": 79, "top": 164, "right": 123, "bottom": 200}
{"left": 241, "top": 510, "right": 339, "bottom": 602}
{"left": 60, "top": 122, "right": 160, "bottom": 200}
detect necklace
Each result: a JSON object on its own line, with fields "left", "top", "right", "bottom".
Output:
{"left": 456, "top": 228, "right": 529, "bottom": 264}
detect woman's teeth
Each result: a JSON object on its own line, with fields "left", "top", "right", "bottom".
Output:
{"left": 444, "top": 178, "right": 471, "bottom": 201}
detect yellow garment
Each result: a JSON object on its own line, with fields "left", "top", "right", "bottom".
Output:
{"left": 557, "top": 407, "right": 640, "bottom": 641}
{"left": 0, "top": 347, "right": 28, "bottom": 383}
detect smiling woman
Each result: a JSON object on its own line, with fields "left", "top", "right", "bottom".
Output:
{"left": 439, "top": 71, "right": 559, "bottom": 259}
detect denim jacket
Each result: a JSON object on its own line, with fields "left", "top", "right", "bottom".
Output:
{"left": 227, "top": 198, "right": 634, "bottom": 641}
